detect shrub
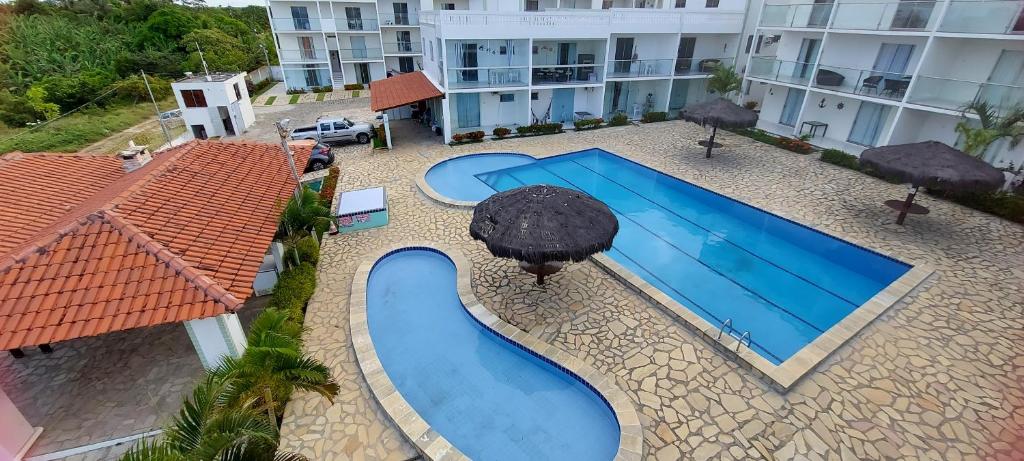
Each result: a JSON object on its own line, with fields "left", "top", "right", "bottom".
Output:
{"left": 776, "top": 137, "right": 814, "bottom": 154}
{"left": 295, "top": 236, "right": 320, "bottom": 266}
{"left": 641, "top": 111, "right": 667, "bottom": 123}
{"left": 451, "top": 133, "right": 465, "bottom": 142}
{"left": 516, "top": 123, "right": 563, "bottom": 136}
{"left": 743, "top": 100, "right": 758, "bottom": 110}
{"left": 819, "top": 148, "right": 861, "bottom": 170}
{"left": 343, "top": 83, "right": 364, "bottom": 90}
{"left": 319, "top": 166, "right": 340, "bottom": 206}
{"left": 608, "top": 112, "right": 630, "bottom": 126}
{"left": 270, "top": 263, "right": 317, "bottom": 317}
{"left": 493, "top": 127, "right": 511, "bottom": 138}
{"left": 927, "top": 189, "right": 1024, "bottom": 224}
{"left": 286, "top": 88, "right": 306, "bottom": 95}
{"left": 0, "top": 91, "right": 44, "bottom": 127}
{"left": 311, "top": 85, "right": 333, "bottom": 93}
{"left": 465, "top": 130, "right": 485, "bottom": 141}
{"left": 574, "top": 118, "right": 603, "bottom": 130}
{"left": 731, "top": 127, "right": 779, "bottom": 146}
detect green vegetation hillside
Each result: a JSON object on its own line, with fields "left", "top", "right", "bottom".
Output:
{"left": 0, "top": 0, "right": 276, "bottom": 152}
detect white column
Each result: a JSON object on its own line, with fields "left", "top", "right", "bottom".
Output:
{"left": 0, "top": 386, "right": 41, "bottom": 461}
{"left": 185, "top": 313, "right": 247, "bottom": 370}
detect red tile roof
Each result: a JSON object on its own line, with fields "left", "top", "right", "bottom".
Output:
{"left": 0, "top": 141, "right": 312, "bottom": 350}
{"left": 369, "top": 71, "right": 443, "bottom": 112}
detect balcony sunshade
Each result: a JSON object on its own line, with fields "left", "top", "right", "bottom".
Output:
{"left": 369, "top": 71, "right": 443, "bottom": 112}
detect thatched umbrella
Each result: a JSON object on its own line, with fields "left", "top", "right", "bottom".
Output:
{"left": 470, "top": 185, "right": 619, "bottom": 285}
{"left": 859, "top": 141, "right": 1005, "bottom": 225}
{"left": 680, "top": 98, "right": 758, "bottom": 158}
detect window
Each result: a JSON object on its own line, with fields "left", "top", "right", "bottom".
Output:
{"left": 429, "top": 40, "right": 434, "bottom": 60}
{"left": 705, "top": 0, "right": 719, "bottom": 7}
{"left": 181, "top": 89, "right": 207, "bottom": 108}
{"left": 754, "top": 35, "right": 764, "bottom": 54}
{"left": 525, "top": 0, "right": 539, "bottom": 11}
{"left": 499, "top": 93, "right": 515, "bottom": 102}
{"left": 675, "top": 0, "right": 686, "bottom": 7}
{"left": 442, "top": 3, "right": 455, "bottom": 10}
{"left": 233, "top": 83, "right": 241, "bottom": 101}
{"left": 499, "top": 46, "right": 507, "bottom": 55}
{"left": 398, "top": 56, "right": 415, "bottom": 73}
{"left": 320, "top": 123, "right": 331, "bottom": 131}
{"left": 531, "top": 92, "right": 538, "bottom": 100}
{"left": 745, "top": 35, "right": 754, "bottom": 53}
{"left": 602, "top": 0, "right": 612, "bottom": 8}
{"left": 333, "top": 121, "right": 347, "bottom": 130}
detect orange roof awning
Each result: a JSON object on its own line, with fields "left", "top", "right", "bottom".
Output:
{"left": 370, "top": 71, "right": 443, "bottom": 112}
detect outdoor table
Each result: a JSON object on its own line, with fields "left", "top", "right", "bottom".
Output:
{"left": 800, "top": 120, "right": 828, "bottom": 138}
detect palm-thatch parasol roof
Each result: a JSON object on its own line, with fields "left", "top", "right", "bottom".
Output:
{"left": 859, "top": 141, "right": 1004, "bottom": 224}
{"left": 470, "top": 185, "right": 618, "bottom": 283}
{"left": 680, "top": 98, "right": 758, "bottom": 158}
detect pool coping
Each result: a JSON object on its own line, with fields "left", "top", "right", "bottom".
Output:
{"left": 349, "top": 243, "right": 645, "bottom": 461}
{"left": 414, "top": 149, "right": 937, "bottom": 391}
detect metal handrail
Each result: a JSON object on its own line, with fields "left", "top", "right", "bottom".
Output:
{"left": 716, "top": 319, "right": 733, "bottom": 340}
{"left": 736, "top": 331, "right": 751, "bottom": 351}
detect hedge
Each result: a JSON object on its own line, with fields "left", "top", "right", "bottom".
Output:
{"left": 516, "top": 123, "right": 563, "bottom": 136}
{"left": 493, "top": 127, "right": 511, "bottom": 138}
{"left": 820, "top": 149, "right": 861, "bottom": 170}
{"left": 574, "top": 118, "right": 603, "bottom": 130}
{"left": 319, "top": 166, "right": 340, "bottom": 207}
{"left": 271, "top": 263, "right": 317, "bottom": 321}
{"left": 641, "top": 112, "right": 667, "bottom": 123}
{"left": 344, "top": 83, "right": 364, "bottom": 90}
{"left": 608, "top": 112, "right": 629, "bottom": 126}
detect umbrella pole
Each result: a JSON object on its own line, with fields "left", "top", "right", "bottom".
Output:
{"left": 537, "top": 272, "right": 545, "bottom": 285}
{"left": 705, "top": 125, "right": 718, "bottom": 159}
{"left": 896, "top": 186, "right": 919, "bottom": 225}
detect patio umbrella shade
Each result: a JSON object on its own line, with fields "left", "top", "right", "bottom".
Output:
{"left": 680, "top": 98, "right": 759, "bottom": 158}
{"left": 470, "top": 185, "right": 619, "bottom": 284}
{"left": 859, "top": 141, "right": 1005, "bottom": 224}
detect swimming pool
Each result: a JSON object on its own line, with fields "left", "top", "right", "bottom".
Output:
{"left": 426, "top": 149, "right": 913, "bottom": 365}
{"left": 424, "top": 153, "right": 535, "bottom": 202}
{"left": 365, "top": 248, "right": 622, "bottom": 460}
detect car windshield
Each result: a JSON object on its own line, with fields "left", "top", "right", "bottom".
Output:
{"left": 343, "top": 118, "right": 353, "bottom": 126}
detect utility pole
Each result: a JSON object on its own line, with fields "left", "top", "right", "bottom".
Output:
{"left": 142, "top": 70, "right": 172, "bottom": 145}
{"left": 195, "top": 41, "right": 211, "bottom": 81}
{"left": 275, "top": 118, "right": 302, "bottom": 203}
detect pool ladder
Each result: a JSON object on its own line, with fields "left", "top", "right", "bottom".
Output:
{"left": 716, "top": 319, "right": 752, "bottom": 352}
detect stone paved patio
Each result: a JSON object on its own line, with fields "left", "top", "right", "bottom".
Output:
{"left": 279, "top": 119, "right": 1024, "bottom": 460}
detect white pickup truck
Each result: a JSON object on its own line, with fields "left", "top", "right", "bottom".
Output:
{"left": 290, "top": 117, "right": 375, "bottom": 144}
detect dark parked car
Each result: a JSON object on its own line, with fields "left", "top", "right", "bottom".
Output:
{"left": 304, "top": 143, "right": 334, "bottom": 172}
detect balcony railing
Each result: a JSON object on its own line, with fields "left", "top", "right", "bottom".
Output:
{"left": 938, "top": 1, "right": 1024, "bottom": 34}
{"left": 831, "top": 1, "right": 937, "bottom": 31}
{"left": 747, "top": 57, "right": 816, "bottom": 85}
{"left": 278, "top": 49, "right": 326, "bottom": 62}
{"left": 532, "top": 65, "right": 605, "bottom": 85}
{"left": 334, "top": 18, "right": 380, "bottom": 31}
{"left": 448, "top": 67, "right": 529, "bottom": 89}
{"left": 272, "top": 17, "right": 322, "bottom": 32}
{"left": 606, "top": 59, "right": 675, "bottom": 78}
{"left": 907, "top": 76, "right": 1024, "bottom": 112}
{"left": 759, "top": 3, "right": 832, "bottom": 29}
{"left": 338, "top": 48, "right": 383, "bottom": 60}
{"left": 383, "top": 42, "right": 421, "bottom": 54}
{"left": 812, "top": 65, "right": 911, "bottom": 100}
{"left": 379, "top": 13, "right": 419, "bottom": 26}
{"left": 674, "top": 57, "right": 735, "bottom": 76}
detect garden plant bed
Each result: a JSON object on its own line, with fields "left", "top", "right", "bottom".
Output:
{"left": 264, "top": 96, "right": 276, "bottom": 105}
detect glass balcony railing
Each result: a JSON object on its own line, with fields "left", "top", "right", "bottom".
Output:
{"left": 531, "top": 65, "right": 605, "bottom": 85}
{"left": 278, "top": 49, "right": 326, "bottom": 62}
{"left": 939, "top": 1, "right": 1024, "bottom": 34}
{"left": 759, "top": 3, "right": 832, "bottom": 29}
{"left": 334, "top": 18, "right": 380, "bottom": 31}
{"left": 674, "top": 57, "right": 735, "bottom": 76}
{"left": 747, "top": 57, "right": 816, "bottom": 85}
{"left": 812, "top": 65, "right": 911, "bottom": 100}
{"left": 832, "top": 1, "right": 937, "bottom": 31}
{"left": 379, "top": 13, "right": 419, "bottom": 26}
{"left": 907, "top": 76, "right": 1024, "bottom": 112}
{"left": 382, "top": 42, "right": 421, "bottom": 54}
{"left": 272, "top": 17, "right": 322, "bottom": 32}
{"left": 338, "top": 48, "right": 383, "bottom": 60}
{"left": 606, "top": 59, "right": 675, "bottom": 78}
{"left": 448, "top": 67, "right": 529, "bottom": 88}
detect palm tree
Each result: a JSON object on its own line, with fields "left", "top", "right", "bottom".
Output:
{"left": 279, "top": 185, "right": 331, "bottom": 266}
{"left": 213, "top": 309, "right": 339, "bottom": 422}
{"left": 707, "top": 65, "right": 742, "bottom": 97}
{"left": 120, "top": 374, "right": 308, "bottom": 461}
{"left": 956, "top": 100, "right": 1024, "bottom": 157}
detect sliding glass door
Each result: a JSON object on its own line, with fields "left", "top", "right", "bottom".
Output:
{"left": 848, "top": 102, "right": 891, "bottom": 146}
{"left": 779, "top": 88, "right": 805, "bottom": 127}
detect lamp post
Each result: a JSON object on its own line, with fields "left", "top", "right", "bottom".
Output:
{"left": 275, "top": 118, "right": 302, "bottom": 203}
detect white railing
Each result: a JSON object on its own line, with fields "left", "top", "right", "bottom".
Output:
{"left": 420, "top": 9, "right": 743, "bottom": 31}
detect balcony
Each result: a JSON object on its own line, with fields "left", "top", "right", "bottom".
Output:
{"left": 759, "top": 3, "right": 831, "bottom": 29}
{"left": 334, "top": 18, "right": 380, "bottom": 32}
{"left": 420, "top": 9, "right": 743, "bottom": 36}
{"left": 532, "top": 65, "right": 605, "bottom": 86}
{"left": 338, "top": 48, "right": 383, "bottom": 61}
{"left": 606, "top": 59, "right": 674, "bottom": 79}
{"left": 448, "top": 67, "right": 529, "bottom": 89}
{"left": 272, "top": 17, "right": 322, "bottom": 32}
{"left": 382, "top": 42, "right": 421, "bottom": 55}
{"left": 747, "top": 57, "right": 815, "bottom": 85}
{"left": 907, "top": 76, "right": 1024, "bottom": 112}
{"left": 938, "top": 1, "right": 1024, "bottom": 35}
{"left": 674, "top": 57, "right": 735, "bottom": 77}
{"left": 812, "top": 65, "right": 911, "bottom": 101}
{"left": 278, "top": 49, "right": 326, "bottom": 63}
{"left": 379, "top": 13, "right": 419, "bottom": 26}
{"left": 831, "top": 1, "right": 937, "bottom": 31}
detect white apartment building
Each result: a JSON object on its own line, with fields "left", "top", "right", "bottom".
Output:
{"left": 742, "top": 0, "right": 1024, "bottom": 168}
{"left": 266, "top": 0, "right": 425, "bottom": 88}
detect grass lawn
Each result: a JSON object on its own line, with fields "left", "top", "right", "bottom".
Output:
{"left": 352, "top": 90, "right": 360, "bottom": 98}
{"left": 289, "top": 94, "right": 300, "bottom": 104}
{"left": 265, "top": 96, "right": 277, "bottom": 105}
{"left": 0, "top": 100, "right": 173, "bottom": 154}
{"left": 316, "top": 93, "right": 325, "bottom": 102}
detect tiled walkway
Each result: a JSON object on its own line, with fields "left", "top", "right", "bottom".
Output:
{"left": 280, "top": 120, "right": 1024, "bottom": 460}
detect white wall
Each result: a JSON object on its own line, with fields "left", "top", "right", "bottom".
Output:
{"left": 611, "top": 33, "right": 679, "bottom": 61}
{"left": 891, "top": 109, "right": 1024, "bottom": 168}
{"left": 798, "top": 94, "right": 897, "bottom": 148}
{"left": 918, "top": 37, "right": 1024, "bottom": 82}
{"left": 445, "top": 39, "right": 530, "bottom": 68}
{"left": 481, "top": 90, "right": 529, "bottom": 127}
{"left": 532, "top": 40, "right": 607, "bottom": 66}
{"left": 757, "top": 83, "right": 791, "bottom": 125}
{"left": 173, "top": 74, "right": 253, "bottom": 138}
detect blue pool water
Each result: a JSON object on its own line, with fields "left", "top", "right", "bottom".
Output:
{"left": 425, "top": 153, "right": 535, "bottom": 201}
{"left": 366, "top": 249, "right": 620, "bottom": 460}
{"left": 429, "top": 149, "right": 911, "bottom": 364}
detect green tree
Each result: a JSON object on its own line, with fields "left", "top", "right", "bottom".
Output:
{"left": 956, "top": 100, "right": 1024, "bottom": 157}
{"left": 25, "top": 86, "right": 59, "bottom": 120}
{"left": 182, "top": 29, "right": 253, "bottom": 73}
{"left": 707, "top": 65, "right": 742, "bottom": 97}
{"left": 280, "top": 186, "right": 333, "bottom": 237}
